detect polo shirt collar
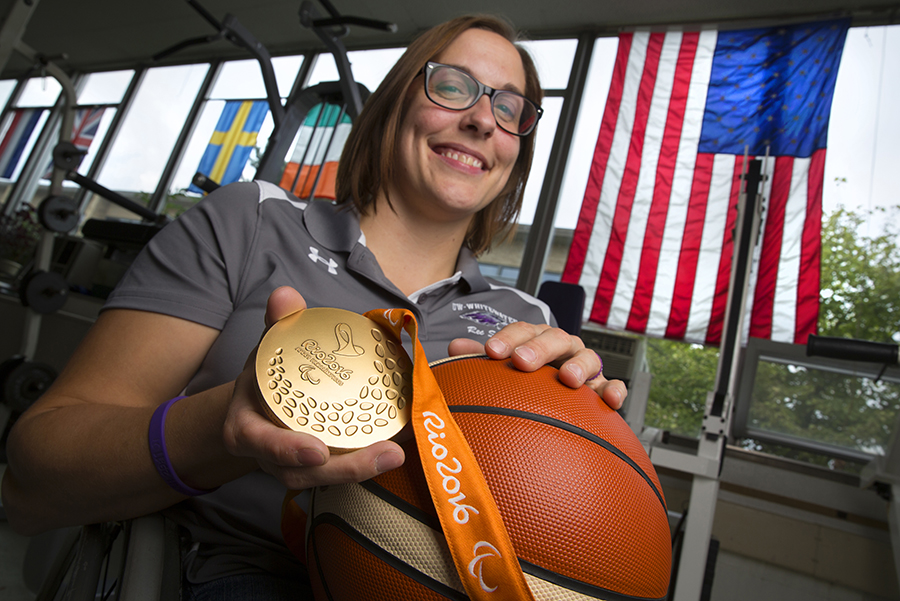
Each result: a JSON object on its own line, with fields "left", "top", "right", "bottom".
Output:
{"left": 302, "top": 200, "right": 362, "bottom": 253}
{"left": 303, "top": 199, "right": 491, "bottom": 295}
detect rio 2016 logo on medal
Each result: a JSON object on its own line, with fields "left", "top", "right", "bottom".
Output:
{"left": 255, "top": 307, "right": 413, "bottom": 452}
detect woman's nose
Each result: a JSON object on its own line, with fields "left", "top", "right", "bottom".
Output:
{"left": 461, "top": 94, "right": 497, "bottom": 135}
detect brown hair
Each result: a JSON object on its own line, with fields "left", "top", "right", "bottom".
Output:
{"left": 335, "top": 15, "right": 543, "bottom": 256}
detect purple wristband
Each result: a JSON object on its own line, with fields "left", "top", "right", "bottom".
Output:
{"left": 587, "top": 352, "right": 604, "bottom": 382}
{"left": 149, "top": 396, "right": 216, "bottom": 496}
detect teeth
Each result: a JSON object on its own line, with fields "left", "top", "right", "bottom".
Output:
{"left": 441, "top": 150, "right": 483, "bottom": 169}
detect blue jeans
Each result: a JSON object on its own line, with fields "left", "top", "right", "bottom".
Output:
{"left": 183, "top": 574, "right": 313, "bottom": 600}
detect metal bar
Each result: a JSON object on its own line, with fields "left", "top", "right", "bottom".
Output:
{"left": 712, "top": 159, "right": 763, "bottom": 410}
{"left": 299, "top": 1, "right": 364, "bottom": 119}
{"left": 68, "top": 171, "right": 160, "bottom": 222}
{"left": 311, "top": 16, "right": 397, "bottom": 33}
{"left": 515, "top": 33, "right": 594, "bottom": 296}
{"left": 0, "top": 0, "right": 40, "bottom": 76}
{"left": 221, "top": 14, "right": 285, "bottom": 129}
{"left": 672, "top": 159, "right": 764, "bottom": 601}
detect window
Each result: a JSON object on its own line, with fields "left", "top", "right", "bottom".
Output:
{"left": 169, "top": 56, "right": 304, "bottom": 199}
{"left": 84, "top": 64, "right": 210, "bottom": 221}
{"left": 477, "top": 37, "right": 619, "bottom": 286}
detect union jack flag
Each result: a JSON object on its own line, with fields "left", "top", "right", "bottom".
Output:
{"left": 44, "top": 106, "right": 106, "bottom": 177}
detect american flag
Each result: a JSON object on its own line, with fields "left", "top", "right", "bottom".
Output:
{"left": 562, "top": 20, "right": 849, "bottom": 346}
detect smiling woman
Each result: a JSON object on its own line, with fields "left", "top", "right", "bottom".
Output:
{"left": 337, "top": 16, "right": 544, "bottom": 259}
{"left": 1, "top": 13, "right": 623, "bottom": 601}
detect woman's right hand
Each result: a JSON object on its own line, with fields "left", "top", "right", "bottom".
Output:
{"left": 221, "top": 286, "right": 406, "bottom": 491}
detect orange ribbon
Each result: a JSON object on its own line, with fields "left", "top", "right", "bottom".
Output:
{"left": 282, "top": 308, "right": 535, "bottom": 600}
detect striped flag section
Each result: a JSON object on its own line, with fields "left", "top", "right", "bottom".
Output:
{"left": 189, "top": 100, "right": 269, "bottom": 194}
{"left": 562, "top": 20, "right": 849, "bottom": 346}
{"left": 0, "top": 108, "right": 43, "bottom": 179}
{"left": 279, "top": 103, "right": 351, "bottom": 200}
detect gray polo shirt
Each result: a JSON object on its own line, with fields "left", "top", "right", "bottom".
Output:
{"left": 104, "top": 180, "right": 553, "bottom": 582}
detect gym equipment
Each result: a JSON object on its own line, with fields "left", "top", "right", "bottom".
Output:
{"left": 2, "top": 358, "right": 57, "bottom": 414}
{"left": 18, "top": 270, "right": 68, "bottom": 314}
{"left": 37, "top": 195, "right": 80, "bottom": 234}
{"left": 155, "top": 0, "right": 393, "bottom": 193}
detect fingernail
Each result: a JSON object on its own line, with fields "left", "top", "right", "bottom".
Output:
{"left": 297, "top": 448, "right": 325, "bottom": 467}
{"left": 567, "top": 363, "right": 584, "bottom": 381}
{"left": 487, "top": 339, "right": 507, "bottom": 354}
{"left": 514, "top": 346, "right": 537, "bottom": 363}
{"left": 376, "top": 450, "right": 404, "bottom": 473}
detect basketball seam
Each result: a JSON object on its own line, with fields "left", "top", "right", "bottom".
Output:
{"left": 359, "top": 479, "right": 442, "bottom": 530}
{"left": 310, "top": 512, "right": 469, "bottom": 601}
{"left": 448, "top": 405, "right": 667, "bottom": 512}
{"left": 521, "top": 559, "right": 669, "bottom": 601}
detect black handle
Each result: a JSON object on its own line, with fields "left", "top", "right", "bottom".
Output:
{"left": 806, "top": 334, "right": 899, "bottom": 366}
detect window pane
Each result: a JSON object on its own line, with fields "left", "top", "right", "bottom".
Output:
{"left": 209, "top": 56, "right": 303, "bottom": 100}
{"left": 555, "top": 36, "right": 618, "bottom": 231}
{"left": 485, "top": 37, "right": 618, "bottom": 288}
{"left": 86, "top": 64, "right": 208, "bottom": 220}
{"left": 747, "top": 358, "right": 900, "bottom": 458}
{"left": 308, "top": 48, "right": 404, "bottom": 93}
{"left": 77, "top": 71, "right": 134, "bottom": 105}
{"left": 824, "top": 25, "right": 900, "bottom": 237}
{"left": 519, "top": 39, "right": 577, "bottom": 89}
{"left": 519, "top": 96, "right": 563, "bottom": 225}
{"left": 16, "top": 77, "right": 62, "bottom": 107}
{"left": 71, "top": 109, "right": 117, "bottom": 177}
{"left": 0, "top": 80, "right": 16, "bottom": 109}
{"left": 477, "top": 97, "right": 563, "bottom": 286}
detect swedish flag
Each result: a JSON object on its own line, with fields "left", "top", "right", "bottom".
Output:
{"left": 189, "top": 100, "right": 269, "bottom": 193}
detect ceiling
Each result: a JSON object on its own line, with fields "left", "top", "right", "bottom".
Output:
{"left": 1, "top": 0, "right": 898, "bottom": 79}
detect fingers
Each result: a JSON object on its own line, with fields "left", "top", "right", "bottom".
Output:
{"left": 265, "top": 286, "right": 308, "bottom": 329}
{"left": 482, "top": 321, "right": 628, "bottom": 410}
{"left": 259, "top": 441, "right": 405, "bottom": 490}
{"left": 483, "top": 321, "right": 583, "bottom": 373}
{"left": 585, "top": 374, "right": 627, "bottom": 410}
{"left": 224, "top": 372, "right": 405, "bottom": 490}
{"left": 448, "top": 338, "right": 487, "bottom": 357}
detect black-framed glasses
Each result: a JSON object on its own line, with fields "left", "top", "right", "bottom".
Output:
{"left": 422, "top": 61, "right": 543, "bottom": 137}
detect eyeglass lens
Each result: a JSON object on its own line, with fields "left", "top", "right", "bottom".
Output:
{"left": 425, "top": 64, "right": 540, "bottom": 136}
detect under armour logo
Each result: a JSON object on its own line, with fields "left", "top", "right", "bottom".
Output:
{"left": 308, "top": 246, "right": 338, "bottom": 275}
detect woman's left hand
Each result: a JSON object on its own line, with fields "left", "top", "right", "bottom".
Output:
{"left": 448, "top": 322, "right": 627, "bottom": 410}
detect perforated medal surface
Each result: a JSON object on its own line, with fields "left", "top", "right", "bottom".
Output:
{"left": 256, "top": 308, "right": 412, "bottom": 452}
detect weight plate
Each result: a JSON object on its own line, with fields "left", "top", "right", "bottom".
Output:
{"left": 4, "top": 361, "right": 57, "bottom": 412}
{"left": 0, "top": 356, "right": 26, "bottom": 404}
{"left": 20, "top": 270, "right": 69, "bottom": 314}
{"left": 38, "top": 195, "right": 79, "bottom": 233}
{"left": 51, "top": 141, "right": 85, "bottom": 171}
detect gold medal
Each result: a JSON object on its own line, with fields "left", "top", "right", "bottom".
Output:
{"left": 256, "top": 307, "right": 413, "bottom": 452}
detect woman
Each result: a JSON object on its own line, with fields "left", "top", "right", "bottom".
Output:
{"left": 2, "top": 14, "right": 625, "bottom": 598}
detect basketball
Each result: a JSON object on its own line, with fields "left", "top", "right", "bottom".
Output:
{"left": 304, "top": 355, "right": 671, "bottom": 600}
